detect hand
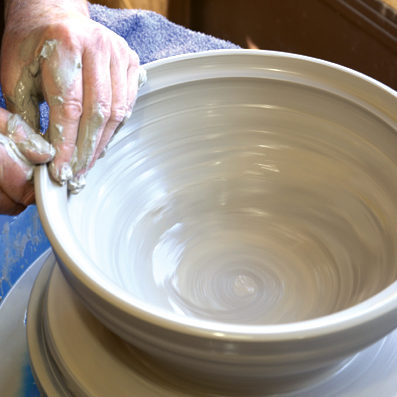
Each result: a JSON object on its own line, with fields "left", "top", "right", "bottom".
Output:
{"left": 1, "top": 0, "right": 142, "bottom": 192}
{"left": 0, "top": 107, "right": 55, "bottom": 215}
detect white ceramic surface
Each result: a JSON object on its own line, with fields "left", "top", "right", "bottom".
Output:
{"left": 27, "top": 257, "right": 397, "bottom": 396}
{"left": 35, "top": 50, "right": 397, "bottom": 389}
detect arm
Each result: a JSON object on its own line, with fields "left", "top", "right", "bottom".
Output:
{"left": 1, "top": 0, "right": 141, "bottom": 192}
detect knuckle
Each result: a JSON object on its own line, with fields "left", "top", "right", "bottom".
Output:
{"left": 95, "top": 101, "right": 112, "bottom": 121}
{"left": 61, "top": 99, "right": 83, "bottom": 121}
{"left": 93, "top": 32, "right": 110, "bottom": 51}
{"left": 44, "top": 23, "right": 80, "bottom": 52}
{"left": 129, "top": 50, "right": 140, "bottom": 67}
{"left": 46, "top": 23, "right": 71, "bottom": 41}
{"left": 118, "top": 38, "right": 131, "bottom": 54}
{"left": 109, "top": 105, "right": 129, "bottom": 124}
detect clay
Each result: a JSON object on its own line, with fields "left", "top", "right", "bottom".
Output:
{"left": 9, "top": 40, "right": 82, "bottom": 185}
{"left": 43, "top": 41, "right": 82, "bottom": 95}
{"left": 49, "top": 123, "right": 64, "bottom": 147}
{"left": 0, "top": 135, "right": 33, "bottom": 179}
{"left": 8, "top": 40, "right": 59, "bottom": 130}
{"left": 138, "top": 67, "right": 147, "bottom": 89}
{"left": 67, "top": 174, "right": 86, "bottom": 194}
{"left": 67, "top": 104, "right": 105, "bottom": 193}
{"left": 48, "top": 96, "right": 64, "bottom": 107}
{"left": 40, "top": 40, "right": 82, "bottom": 186}
{"left": 6, "top": 114, "right": 55, "bottom": 159}
{"left": 7, "top": 67, "right": 41, "bottom": 132}
{"left": 75, "top": 104, "right": 105, "bottom": 172}
{"left": 48, "top": 162, "right": 73, "bottom": 184}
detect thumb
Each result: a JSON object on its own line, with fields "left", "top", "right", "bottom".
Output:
{"left": 0, "top": 108, "right": 55, "bottom": 164}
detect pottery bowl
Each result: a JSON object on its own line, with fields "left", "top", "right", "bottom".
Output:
{"left": 35, "top": 50, "right": 397, "bottom": 392}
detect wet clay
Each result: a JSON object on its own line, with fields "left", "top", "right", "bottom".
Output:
{"left": 67, "top": 104, "right": 105, "bottom": 193}
{"left": 9, "top": 40, "right": 82, "bottom": 185}
{"left": 48, "top": 162, "right": 73, "bottom": 185}
{"left": 42, "top": 40, "right": 82, "bottom": 185}
{"left": 0, "top": 114, "right": 54, "bottom": 179}
{"left": 50, "top": 123, "right": 64, "bottom": 147}
{"left": 74, "top": 104, "right": 105, "bottom": 172}
{"left": 0, "top": 135, "right": 33, "bottom": 179}
{"left": 6, "top": 114, "right": 55, "bottom": 159}
{"left": 8, "top": 40, "right": 67, "bottom": 129}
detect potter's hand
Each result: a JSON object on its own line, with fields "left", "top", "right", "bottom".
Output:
{"left": 1, "top": 0, "right": 142, "bottom": 192}
{"left": 0, "top": 108, "right": 55, "bottom": 215}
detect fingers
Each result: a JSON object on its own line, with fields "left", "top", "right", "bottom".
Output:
{"left": 40, "top": 40, "right": 83, "bottom": 184}
{"left": 67, "top": 44, "right": 141, "bottom": 193}
{"left": 0, "top": 109, "right": 55, "bottom": 163}
{"left": 0, "top": 107, "right": 54, "bottom": 214}
{"left": 1, "top": 57, "right": 42, "bottom": 132}
{"left": 91, "top": 50, "right": 142, "bottom": 166}
{"left": 0, "top": 190, "right": 26, "bottom": 215}
{"left": 127, "top": 51, "right": 142, "bottom": 116}
{"left": 92, "top": 47, "right": 130, "bottom": 163}
{"left": 0, "top": 141, "right": 35, "bottom": 213}
{"left": 70, "top": 44, "right": 111, "bottom": 181}
{"left": 14, "top": 26, "right": 143, "bottom": 194}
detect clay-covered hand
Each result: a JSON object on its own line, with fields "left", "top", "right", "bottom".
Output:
{"left": 1, "top": 0, "right": 143, "bottom": 192}
{"left": 0, "top": 108, "right": 55, "bottom": 215}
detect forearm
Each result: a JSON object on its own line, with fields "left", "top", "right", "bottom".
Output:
{"left": 4, "top": 0, "right": 89, "bottom": 36}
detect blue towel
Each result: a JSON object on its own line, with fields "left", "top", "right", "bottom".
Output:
{"left": 0, "top": 4, "right": 239, "bottom": 131}
{"left": 89, "top": 4, "right": 239, "bottom": 64}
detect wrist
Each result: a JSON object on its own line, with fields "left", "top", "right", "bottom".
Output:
{"left": 4, "top": 0, "right": 89, "bottom": 36}
{"left": 5, "top": 0, "right": 89, "bottom": 18}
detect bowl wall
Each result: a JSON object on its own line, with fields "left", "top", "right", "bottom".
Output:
{"left": 35, "top": 50, "right": 397, "bottom": 389}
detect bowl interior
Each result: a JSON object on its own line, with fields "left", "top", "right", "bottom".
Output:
{"left": 38, "top": 51, "right": 397, "bottom": 327}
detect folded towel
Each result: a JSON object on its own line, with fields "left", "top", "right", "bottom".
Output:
{"left": 90, "top": 4, "right": 239, "bottom": 64}
{"left": 0, "top": 4, "right": 238, "bottom": 131}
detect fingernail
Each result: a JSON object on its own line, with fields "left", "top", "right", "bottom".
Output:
{"left": 138, "top": 67, "right": 147, "bottom": 89}
{"left": 25, "top": 167, "right": 34, "bottom": 181}
{"left": 67, "top": 174, "right": 86, "bottom": 194}
{"left": 125, "top": 109, "right": 132, "bottom": 120}
{"left": 99, "top": 145, "right": 108, "bottom": 159}
{"left": 49, "top": 162, "right": 73, "bottom": 185}
{"left": 21, "top": 188, "right": 35, "bottom": 206}
{"left": 113, "top": 111, "right": 130, "bottom": 136}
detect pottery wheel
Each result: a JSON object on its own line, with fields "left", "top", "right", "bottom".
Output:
{"left": 26, "top": 252, "right": 397, "bottom": 396}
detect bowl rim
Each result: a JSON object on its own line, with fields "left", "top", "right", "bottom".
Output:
{"left": 35, "top": 49, "right": 397, "bottom": 342}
